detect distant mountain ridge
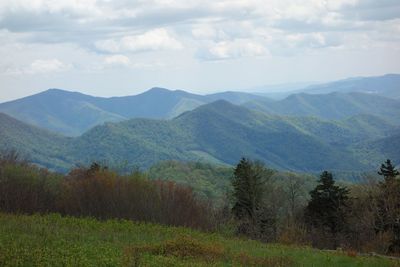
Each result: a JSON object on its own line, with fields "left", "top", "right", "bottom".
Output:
{"left": 296, "top": 74, "right": 400, "bottom": 98}
{"left": 0, "top": 88, "right": 268, "bottom": 136}
{"left": 253, "top": 74, "right": 400, "bottom": 99}
{"left": 0, "top": 73, "right": 399, "bottom": 137}
{"left": 1, "top": 100, "right": 398, "bottom": 174}
{"left": 244, "top": 91, "right": 400, "bottom": 124}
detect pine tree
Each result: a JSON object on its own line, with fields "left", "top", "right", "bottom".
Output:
{"left": 305, "top": 171, "right": 350, "bottom": 248}
{"left": 376, "top": 159, "right": 400, "bottom": 253}
{"left": 231, "top": 158, "right": 275, "bottom": 239}
{"left": 232, "top": 158, "right": 263, "bottom": 221}
{"left": 378, "top": 159, "right": 399, "bottom": 181}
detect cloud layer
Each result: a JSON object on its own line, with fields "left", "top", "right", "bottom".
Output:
{"left": 0, "top": 0, "right": 399, "bottom": 101}
{"left": 1, "top": 0, "right": 399, "bottom": 59}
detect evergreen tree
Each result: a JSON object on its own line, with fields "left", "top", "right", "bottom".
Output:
{"left": 378, "top": 159, "right": 399, "bottom": 182}
{"left": 305, "top": 171, "right": 350, "bottom": 248}
{"left": 377, "top": 159, "right": 400, "bottom": 253}
{"left": 231, "top": 158, "right": 275, "bottom": 239}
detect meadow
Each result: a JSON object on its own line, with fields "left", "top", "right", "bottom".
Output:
{"left": 0, "top": 213, "right": 398, "bottom": 267}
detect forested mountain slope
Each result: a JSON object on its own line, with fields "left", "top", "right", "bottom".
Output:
{"left": 1, "top": 101, "right": 396, "bottom": 173}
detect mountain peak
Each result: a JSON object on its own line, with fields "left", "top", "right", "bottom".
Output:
{"left": 36, "top": 88, "right": 96, "bottom": 100}
{"left": 43, "top": 88, "right": 78, "bottom": 95}
{"left": 147, "top": 87, "right": 172, "bottom": 93}
{"left": 208, "top": 99, "right": 233, "bottom": 106}
{"left": 179, "top": 99, "right": 252, "bottom": 120}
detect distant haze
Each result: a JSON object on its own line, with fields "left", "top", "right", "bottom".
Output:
{"left": 1, "top": 1, "right": 400, "bottom": 102}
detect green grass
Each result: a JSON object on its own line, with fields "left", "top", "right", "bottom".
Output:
{"left": 0, "top": 213, "right": 398, "bottom": 266}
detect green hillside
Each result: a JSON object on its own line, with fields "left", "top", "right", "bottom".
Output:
{"left": 244, "top": 92, "right": 400, "bottom": 124}
{"left": 69, "top": 100, "right": 366, "bottom": 172}
{"left": 1, "top": 99, "right": 396, "bottom": 173}
{"left": 69, "top": 118, "right": 198, "bottom": 170}
{"left": 148, "top": 161, "right": 233, "bottom": 201}
{"left": 352, "top": 131, "right": 400, "bottom": 166}
{"left": 0, "top": 113, "right": 72, "bottom": 170}
{"left": 285, "top": 114, "right": 396, "bottom": 147}
{"left": 173, "top": 101, "right": 366, "bottom": 171}
{"left": 0, "top": 213, "right": 397, "bottom": 267}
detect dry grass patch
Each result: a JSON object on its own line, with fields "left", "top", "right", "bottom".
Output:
{"left": 123, "top": 235, "right": 293, "bottom": 266}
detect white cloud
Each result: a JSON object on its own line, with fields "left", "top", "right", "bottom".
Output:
{"left": 3, "top": 59, "right": 71, "bottom": 75}
{"left": 30, "top": 59, "right": 71, "bottom": 73}
{"left": 0, "top": 0, "right": 101, "bottom": 17}
{"left": 192, "top": 25, "right": 218, "bottom": 40}
{"left": 286, "top": 33, "right": 330, "bottom": 48}
{"left": 104, "top": 55, "right": 131, "bottom": 66}
{"left": 198, "top": 39, "right": 267, "bottom": 60}
{"left": 95, "top": 28, "right": 183, "bottom": 53}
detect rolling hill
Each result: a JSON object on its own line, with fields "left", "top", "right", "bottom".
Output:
{"left": 244, "top": 92, "right": 400, "bottom": 124}
{"left": 0, "top": 100, "right": 396, "bottom": 173}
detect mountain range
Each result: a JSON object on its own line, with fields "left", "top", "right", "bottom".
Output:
{"left": 0, "top": 73, "right": 399, "bottom": 174}
{"left": 0, "top": 88, "right": 261, "bottom": 136}
{"left": 255, "top": 74, "right": 400, "bottom": 99}
{"left": 0, "top": 100, "right": 398, "bottom": 173}
{"left": 245, "top": 92, "right": 400, "bottom": 124}
{"left": 297, "top": 74, "right": 400, "bottom": 98}
{"left": 1, "top": 74, "right": 400, "bottom": 137}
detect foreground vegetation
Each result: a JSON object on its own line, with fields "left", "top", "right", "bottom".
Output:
{"left": 1, "top": 151, "right": 400, "bottom": 262}
{"left": 1, "top": 213, "right": 398, "bottom": 267}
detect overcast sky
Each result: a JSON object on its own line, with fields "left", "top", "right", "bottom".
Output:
{"left": 0, "top": 0, "right": 399, "bottom": 102}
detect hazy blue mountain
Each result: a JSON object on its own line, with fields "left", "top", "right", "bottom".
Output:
{"left": 1, "top": 74, "right": 398, "bottom": 136}
{"left": 243, "top": 74, "right": 400, "bottom": 99}
{"left": 0, "top": 89, "right": 126, "bottom": 136}
{"left": 91, "top": 87, "right": 207, "bottom": 119}
{"left": 244, "top": 92, "right": 400, "bottom": 124}
{"left": 297, "top": 74, "right": 400, "bottom": 99}
{"left": 249, "top": 81, "right": 318, "bottom": 99}
{"left": 1, "top": 101, "right": 395, "bottom": 173}
{"left": 0, "top": 88, "right": 269, "bottom": 136}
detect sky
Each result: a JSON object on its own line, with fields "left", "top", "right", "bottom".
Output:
{"left": 0, "top": 0, "right": 400, "bottom": 102}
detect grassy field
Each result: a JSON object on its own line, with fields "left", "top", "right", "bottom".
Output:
{"left": 0, "top": 213, "right": 398, "bottom": 267}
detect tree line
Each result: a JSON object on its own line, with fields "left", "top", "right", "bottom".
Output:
{"left": 0, "top": 152, "right": 216, "bottom": 230}
{"left": 230, "top": 157, "right": 400, "bottom": 255}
